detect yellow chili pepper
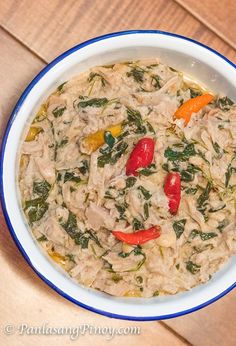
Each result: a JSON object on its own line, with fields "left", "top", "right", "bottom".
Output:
{"left": 34, "top": 103, "right": 47, "bottom": 121}
{"left": 48, "top": 251, "right": 66, "bottom": 266}
{"left": 123, "top": 290, "right": 142, "bottom": 297}
{"left": 81, "top": 123, "right": 122, "bottom": 154}
{"left": 25, "top": 126, "right": 43, "bottom": 142}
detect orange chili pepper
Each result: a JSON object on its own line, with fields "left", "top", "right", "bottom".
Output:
{"left": 174, "top": 94, "right": 214, "bottom": 125}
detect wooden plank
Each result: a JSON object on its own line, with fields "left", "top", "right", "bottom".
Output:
{"left": 165, "top": 289, "right": 236, "bottom": 346}
{"left": 0, "top": 0, "right": 235, "bottom": 63}
{"left": 175, "top": 0, "right": 236, "bottom": 49}
{"left": 0, "top": 28, "right": 45, "bottom": 142}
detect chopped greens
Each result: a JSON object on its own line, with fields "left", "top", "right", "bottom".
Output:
{"left": 126, "top": 177, "right": 137, "bottom": 188}
{"left": 78, "top": 97, "right": 109, "bottom": 108}
{"left": 117, "top": 246, "right": 146, "bottom": 272}
{"left": 216, "top": 96, "right": 234, "bottom": 111}
{"left": 126, "top": 107, "right": 146, "bottom": 134}
{"left": 225, "top": 163, "right": 236, "bottom": 187}
{"left": 173, "top": 219, "right": 186, "bottom": 239}
{"left": 146, "top": 121, "right": 155, "bottom": 134}
{"left": 88, "top": 72, "right": 107, "bottom": 87}
{"left": 138, "top": 163, "right": 156, "bottom": 176}
{"left": 208, "top": 204, "right": 226, "bottom": 213}
{"left": 197, "top": 150, "right": 210, "bottom": 164}
{"left": 37, "top": 234, "right": 47, "bottom": 242}
{"left": 189, "top": 229, "right": 218, "bottom": 241}
{"left": 115, "top": 203, "right": 128, "bottom": 220}
{"left": 151, "top": 75, "right": 161, "bottom": 89}
{"left": 61, "top": 211, "right": 78, "bottom": 238}
{"left": 212, "top": 142, "right": 221, "bottom": 154}
{"left": 33, "top": 180, "right": 51, "bottom": 198}
{"left": 132, "top": 218, "right": 144, "bottom": 230}
{"left": 186, "top": 261, "right": 201, "bottom": 274}
{"left": 127, "top": 66, "right": 145, "bottom": 83}
{"left": 52, "top": 106, "right": 66, "bottom": 118}
{"left": 189, "top": 87, "right": 202, "bottom": 98}
{"left": 180, "top": 164, "right": 201, "bottom": 182}
{"left": 97, "top": 141, "right": 128, "bottom": 167}
{"left": 24, "top": 198, "right": 49, "bottom": 223}
{"left": 74, "top": 230, "right": 101, "bottom": 249}
{"left": 65, "top": 254, "right": 76, "bottom": 263}
{"left": 58, "top": 138, "right": 68, "bottom": 148}
{"left": 57, "top": 82, "right": 67, "bottom": 93}
{"left": 200, "top": 232, "right": 218, "bottom": 241}
{"left": 217, "top": 219, "right": 229, "bottom": 232}
{"left": 64, "top": 171, "right": 81, "bottom": 183}
{"left": 164, "top": 143, "right": 196, "bottom": 162}
{"left": 137, "top": 186, "right": 152, "bottom": 200}
{"left": 184, "top": 186, "right": 198, "bottom": 195}
{"left": 196, "top": 182, "right": 212, "bottom": 215}
{"left": 61, "top": 212, "right": 100, "bottom": 248}
{"left": 143, "top": 202, "right": 149, "bottom": 220}
{"left": 78, "top": 160, "right": 89, "bottom": 175}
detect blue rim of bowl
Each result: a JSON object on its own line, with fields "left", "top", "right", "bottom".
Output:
{"left": 0, "top": 30, "right": 236, "bottom": 321}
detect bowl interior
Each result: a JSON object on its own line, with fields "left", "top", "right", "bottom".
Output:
{"left": 1, "top": 31, "right": 236, "bottom": 320}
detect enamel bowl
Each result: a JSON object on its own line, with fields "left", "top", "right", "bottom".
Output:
{"left": 1, "top": 30, "right": 236, "bottom": 321}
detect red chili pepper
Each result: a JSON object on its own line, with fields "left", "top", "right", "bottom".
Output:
{"left": 112, "top": 226, "right": 161, "bottom": 245}
{"left": 126, "top": 138, "right": 155, "bottom": 176}
{"left": 164, "top": 172, "right": 181, "bottom": 215}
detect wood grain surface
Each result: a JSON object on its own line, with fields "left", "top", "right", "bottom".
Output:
{"left": 176, "top": 0, "right": 236, "bottom": 49}
{"left": 0, "top": 0, "right": 235, "bottom": 63}
{"left": 0, "top": 1, "right": 235, "bottom": 345}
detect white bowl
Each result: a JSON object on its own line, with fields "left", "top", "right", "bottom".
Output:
{"left": 1, "top": 30, "right": 236, "bottom": 321}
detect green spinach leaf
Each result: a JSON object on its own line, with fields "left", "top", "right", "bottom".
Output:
{"left": 78, "top": 97, "right": 109, "bottom": 108}
{"left": 132, "top": 218, "right": 144, "bottom": 230}
{"left": 78, "top": 160, "right": 89, "bottom": 175}
{"left": 216, "top": 97, "right": 234, "bottom": 111}
{"left": 52, "top": 106, "right": 66, "bottom": 118}
{"left": 225, "top": 163, "right": 236, "bottom": 187}
{"left": 151, "top": 75, "right": 161, "bottom": 89}
{"left": 173, "top": 219, "right": 186, "bottom": 239}
{"left": 126, "top": 177, "right": 137, "bottom": 188}
{"left": 186, "top": 261, "right": 201, "bottom": 274}
{"left": 88, "top": 72, "right": 107, "bottom": 87}
{"left": 127, "top": 67, "right": 145, "bottom": 83}
{"left": 137, "top": 186, "right": 152, "bottom": 200}
{"left": 143, "top": 202, "right": 149, "bottom": 220}
{"left": 196, "top": 181, "right": 212, "bottom": 215}
{"left": 164, "top": 143, "right": 196, "bottom": 162}
{"left": 33, "top": 180, "right": 51, "bottom": 198}
{"left": 184, "top": 186, "right": 198, "bottom": 195}
{"left": 64, "top": 171, "right": 81, "bottom": 183}
{"left": 138, "top": 163, "right": 156, "bottom": 176}
{"left": 37, "top": 234, "right": 47, "bottom": 242}
{"left": 24, "top": 198, "right": 49, "bottom": 223}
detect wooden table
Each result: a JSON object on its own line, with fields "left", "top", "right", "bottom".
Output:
{"left": 0, "top": 1, "right": 235, "bottom": 345}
